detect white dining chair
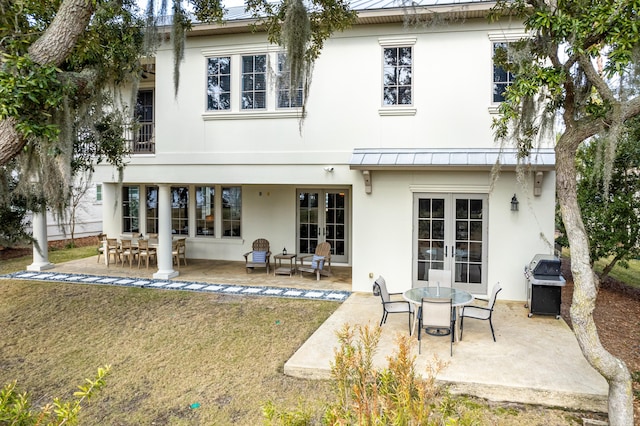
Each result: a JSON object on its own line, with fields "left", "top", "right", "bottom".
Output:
{"left": 428, "top": 269, "right": 452, "bottom": 288}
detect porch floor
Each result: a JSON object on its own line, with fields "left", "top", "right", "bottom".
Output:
{"left": 22, "top": 255, "right": 608, "bottom": 413}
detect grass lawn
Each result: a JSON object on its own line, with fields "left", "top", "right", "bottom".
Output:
{"left": 594, "top": 257, "right": 640, "bottom": 289}
{"left": 0, "top": 250, "right": 337, "bottom": 425}
{"left": 0, "top": 247, "right": 612, "bottom": 424}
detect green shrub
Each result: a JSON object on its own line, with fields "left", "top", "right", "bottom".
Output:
{"left": 264, "top": 324, "right": 489, "bottom": 425}
{"left": 0, "top": 365, "right": 110, "bottom": 425}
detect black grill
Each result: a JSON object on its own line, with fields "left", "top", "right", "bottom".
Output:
{"left": 524, "top": 254, "right": 566, "bottom": 319}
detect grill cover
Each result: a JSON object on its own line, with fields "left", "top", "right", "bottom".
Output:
{"left": 524, "top": 254, "right": 565, "bottom": 318}
{"left": 529, "top": 254, "right": 562, "bottom": 276}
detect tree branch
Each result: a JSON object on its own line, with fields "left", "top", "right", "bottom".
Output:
{"left": 0, "top": 0, "right": 96, "bottom": 166}
{"left": 28, "top": 0, "right": 95, "bottom": 67}
{"left": 0, "top": 118, "right": 24, "bottom": 166}
{"left": 577, "top": 53, "right": 617, "bottom": 104}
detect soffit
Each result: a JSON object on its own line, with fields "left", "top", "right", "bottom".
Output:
{"left": 183, "top": 0, "right": 497, "bottom": 37}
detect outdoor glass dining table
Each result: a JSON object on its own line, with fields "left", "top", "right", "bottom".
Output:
{"left": 403, "top": 286, "right": 474, "bottom": 340}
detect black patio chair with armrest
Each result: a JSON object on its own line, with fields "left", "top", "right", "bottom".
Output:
{"left": 460, "top": 282, "right": 503, "bottom": 342}
{"left": 418, "top": 297, "right": 454, "bottom": 356}
{"left": 373, "top": 276, "right": 414, "bottom": 335}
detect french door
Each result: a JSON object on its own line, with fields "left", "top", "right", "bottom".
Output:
{"left": 297, "top": 189, "right": 348, "bottom": 263}
{"left": 413, "top": 193, "right": 488, "bottom": 293}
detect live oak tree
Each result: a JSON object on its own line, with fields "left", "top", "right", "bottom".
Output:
{"left": 491, "top": 1, "right": 640, "bottom": 424}
{"left": 0, "top": 0, "right": 144, "bottom": 215}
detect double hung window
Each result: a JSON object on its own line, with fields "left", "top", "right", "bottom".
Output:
{"left": 383, "top": 46, "right": 412, "bottom": 106}
{"left": 204, "top": 50, "right": 304, "bottom": 115}
{"left": 241, "top": 55, "right": 266, "bottom": 109}
{"left": 492, "top": 41, "right": 515, "bottom": 103}
{"left": 277, "top": 53, "right": 304, "bottom": 108}
{"left": 207, "top": 57, "right": 231, "bottom": 110}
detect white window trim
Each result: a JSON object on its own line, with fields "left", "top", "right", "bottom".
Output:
{"left": 378, "top": 37, "right": 417, "bottom": 115}
{"left": 95, "top": 184, "right": 102, "bottom": 204}
{"left": 202, "top": 45, "right": 304, "bottom": 118}
{"left": 488, "top": 31, "right": 530, "bottom": 114}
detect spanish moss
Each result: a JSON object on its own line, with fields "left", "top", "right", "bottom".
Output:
{"left": 282, "top": 0, "right": 311, "bottom": 94}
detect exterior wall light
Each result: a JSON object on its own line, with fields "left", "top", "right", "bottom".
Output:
{"left": 511, "top": 194, "right": 519, "bottom": 212}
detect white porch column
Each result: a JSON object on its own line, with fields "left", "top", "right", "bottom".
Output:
{"left": 27, "top": 206, "right": 54, "bottom": 271}
{"left": 153, "top": 184, "right": 178, "bottom": 279}
{"left": 102, "top": 183, "right": 120, "bottom": 237}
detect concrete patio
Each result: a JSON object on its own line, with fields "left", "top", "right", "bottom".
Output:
{"left": 23, "top": 254, "right": 608, "bottom": 414}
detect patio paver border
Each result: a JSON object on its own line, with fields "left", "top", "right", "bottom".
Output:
{"left": 1, "top": 271, "right": 351, "bottom": 302}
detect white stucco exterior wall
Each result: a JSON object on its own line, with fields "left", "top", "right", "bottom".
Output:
{"left": 94, "top": 12, "right": 557, "bottom": 301}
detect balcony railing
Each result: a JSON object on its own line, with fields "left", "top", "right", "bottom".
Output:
{"left": 126, "top": 122, "right": 155, "bottom": 154}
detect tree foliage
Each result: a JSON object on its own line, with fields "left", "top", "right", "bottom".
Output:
{"left": 0, "top": 0, "right": 146, "bottom": 218}
{"left": 0, "top": 0, "right": 356, "bottom": 215}
{"left": 490, "top": 0, "right": 640, "bottom": 423}
{"left": 556, "top": 117, "right": 640, "bottom": 277}
{"left": 0, "top": 165, "right": 32, "bottom": 248}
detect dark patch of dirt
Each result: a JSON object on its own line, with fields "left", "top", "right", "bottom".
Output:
{"left": 0, "top": 235, "right": 101, "bottom": 261}
{"left": 560, "top": 256, "right": 640, "bottom": 419}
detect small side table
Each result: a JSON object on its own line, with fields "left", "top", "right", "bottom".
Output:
{"left": 274, "top": 253, "right": 297, "bottom": 276}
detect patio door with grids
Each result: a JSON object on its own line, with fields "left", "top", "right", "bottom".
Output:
{"left": 413, "top": 193, "right": 488, "bottom": 293}
{"left": 297, "top": 189, "right": 348, "bottom": 263}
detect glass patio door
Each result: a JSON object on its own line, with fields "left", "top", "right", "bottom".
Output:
{"left": 297, "top": 189, "right": 348, "bottom": 263}
{"left": 413, "top": 193, "right": 487, "bottom": 293}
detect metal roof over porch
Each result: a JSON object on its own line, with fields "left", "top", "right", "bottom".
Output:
{"left": 348, "top": 148, "right": 557, "bottom": 171}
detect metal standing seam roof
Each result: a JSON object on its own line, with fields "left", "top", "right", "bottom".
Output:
{"left": 346, "top": 0, "right": 493, "bottom": 11}
{"left": 198, "top": 0, "right": 495, "bottom": 23}
{"left": 348, "top": 148, "right": 556, "bottom": 170}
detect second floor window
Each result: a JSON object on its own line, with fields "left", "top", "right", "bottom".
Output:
{"left": 277, "top": 53, "right": 304, "bottom": 108}
{"left": 207, "top": 57, "right": 231, "bottom": 110}
{"left": 133, "top": 90, "right": 155, "bottom": 154}
{"left": 241, "top": 55, "right": 266, "bottom": 109}
{"left": 492, "top": 42, "right": 515, "bottom": 103}
{"left": 383, "top": 46, "right": 412, "bottom": 106}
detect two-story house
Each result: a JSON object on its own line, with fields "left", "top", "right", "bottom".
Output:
{"left": 94, "top": 0, "right": 557, "bottom": 300}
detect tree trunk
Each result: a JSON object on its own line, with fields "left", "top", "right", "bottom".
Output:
{"left": 556, "top": 136, "right": 634, "bottom": 425}
{"left": 0, "top": 0, "right": 95, "bottom": 167}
